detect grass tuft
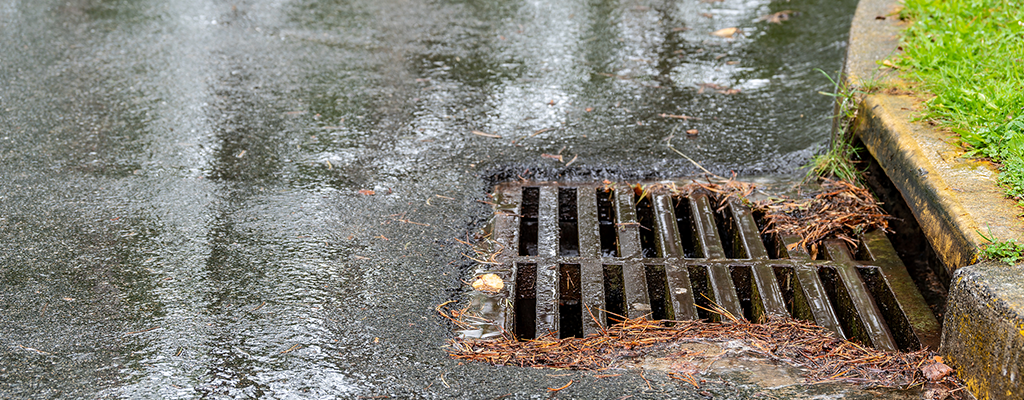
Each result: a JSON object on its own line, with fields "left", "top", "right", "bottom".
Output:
{"left": 804, "top": 70, "right": 863, "bottom": 183}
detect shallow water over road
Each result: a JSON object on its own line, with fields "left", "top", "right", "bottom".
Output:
{"left": 0, "top": 0, "right": 873, "bottom": 397}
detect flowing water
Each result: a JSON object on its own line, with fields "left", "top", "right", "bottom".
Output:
{"left": 0, "top": 0, "right": 906, "bottom": 398}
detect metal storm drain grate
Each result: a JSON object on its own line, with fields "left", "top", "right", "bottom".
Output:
{"left": 466, "top": 181, "right": 942, "bottom": 352}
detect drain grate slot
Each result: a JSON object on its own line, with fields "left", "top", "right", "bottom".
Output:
{"left": 477, "top": 182, "right": 940, "bottom": 349}
{"left": 518, "top": 188, "right": 540, "bottom": 256}
{"left": 773, "top": 266, "right": 803, "bottom": 319}
{"left": 603, "top": 264, "right": 626, "bottom": 325}
{"left": 559, "top": 188, "right": 580, "bottom": 257}
{"left": 675, "top": 197, "right": 703, "bottom": 258}
{"left": 688, "top": 265, "right": 715, "bottom": 321}
{"left": 636, "top": 194, "right": 660, "bottom": 258}
{"left": 596, "top": 189, "right": 619, "bottom": 257}
{"left": 818, "top": 266, "right": 864, "bottom": 344}
{"left": 858, "top": 266, "right": 921, "bottom": 350}
{"left": 558, "top": 264, "right": 583, "bottom": 339}
{"left": 514, "top": 263, "right": 537, "bottom": 340}
{"left": 714, "top": 203, "right": 747, "bottom": 259}
{"left": 730, "top": 265, "right": 756, "bottom": 322}
{"left": 644, "top": 265, "right": 671, "bottom": 320}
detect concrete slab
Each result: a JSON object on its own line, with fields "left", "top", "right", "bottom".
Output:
{"left": 943, "top": 262, "right": 1024, "bottom": 399}
{"left": 845, "top": 0, "right": 1024, "bottom": 397}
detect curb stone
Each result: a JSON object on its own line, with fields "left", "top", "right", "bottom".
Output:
{"left": 844, "top": 0, "right": 1024, "bottom": 397}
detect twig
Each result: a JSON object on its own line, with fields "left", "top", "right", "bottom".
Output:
{"left": 666, "top": 135, "right": 725, "bottom": 180}
{"left": 547, "top": 380, "right": 573, "bottom": 392}
{"left": 472, "top": 130, "right": 501, "bottom": 138}
{"left": 280, "top": 344, "right": 302, "bottom": 354}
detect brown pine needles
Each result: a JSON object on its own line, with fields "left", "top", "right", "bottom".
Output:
{"left": 754, "top": 179, "right": 893, "bottom": 255}
{"left": 445, "top": 314, "right": 962, "bottom": 391}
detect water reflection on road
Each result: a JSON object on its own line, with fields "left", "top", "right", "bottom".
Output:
{"left": 0, "top": 0, "right": 858, "bottom": 397}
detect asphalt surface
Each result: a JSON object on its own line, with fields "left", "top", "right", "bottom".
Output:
{"left": 0, "top": 0, "right": 920, "bottom": 398}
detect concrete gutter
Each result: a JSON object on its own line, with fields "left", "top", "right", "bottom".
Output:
{"left": 845, "top": 0, "right": 1024, "bottom": 398}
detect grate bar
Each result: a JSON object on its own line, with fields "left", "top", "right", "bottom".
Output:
{"left": 615, "top": 189, "right": 642, "bottom": 259}
{"left": 613, "top": 190, "right": 653, "bottom": 319}
{"left": 538, "top": 186, "right": 559, "bottom": 258}
{"left": 580, "top": 261, "right": 606, "bottom": 335}
{"left": 691, "top": 194, "right": 727, "bottom": 259}
{"left": 535, "top": 262, "right": 559, "bottom": 337}
{"left": 665, "top": 265, "right": 699, "bottom": 320}
{"left": 823, "top": 241, "right": 898, "bottom": 351}
{"left": 860, "top": 231, "right": 941, "bottom": 349}
{"left": 730, "top": 202, "right": 788, "bottom": 318}
{"left": 494, "top": 188, "right": 522, "bottom": 259}
{"left": 576, "top": 188, "right": 601, "bottom": 258}
{"left": 622, "top": 261, "right": 652, "bottom": 319}
{"left": 655, "top": 194, "right": 685, "bottom": 258}
{"left": 707, "top": 264, "right": 744, "bottom": 320}
{"left": 794, "top": 265, "right": 846, "bottom": 339}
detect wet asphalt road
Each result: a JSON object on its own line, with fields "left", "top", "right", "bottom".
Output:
{"left": 0, "top": 0, "right": 909, "bottom": 398}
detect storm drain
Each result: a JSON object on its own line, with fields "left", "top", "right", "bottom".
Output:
{"left": 475, "top": 182, "right": 942, "bottom": 352}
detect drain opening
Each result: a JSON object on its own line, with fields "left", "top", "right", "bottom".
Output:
{"left": 714, "top": 203, "right": 748, "bottom": 259}
{"left": 478, "top": 181, "right": 941, "bottom": 350}
{"left": 853, "top": 238, "right": 874, "bottom": 262}
{"left": 772, "top": 266, "right": 808, "bottom": 322}
{"left": 558, "top": 188, "right": 580, "bottom": 257}
{"left": 687, "top": 265, "right": 716, "bottom": 321}
{"left": 636, "top": 194, "right": 660, "bottom": 258}
{"left": 730, "top": 265, "right": 757, "bottom": 322}
{"left": 602, "top": 264, "right": 626, "bottom": 325}
{"left": 674, "top": 198, "right": 702, "bottom": 258}
{"left": 559, "top": 264, "right": 583, "bottom": 338}
{"left": 515, "top": 263, "right": 537, "bottom": 339}
{"left": 597, "top": 189, "right": 618, "bottom": 257}
{"left": 519, "top": 187, "right": 540, "bottom": 256}
{"left": 753, "top": 211, "right": 782, "bottom": 259}
{"left": 860, "top": 141, "right": 949, "bottom": 321}
{"left": 857, "top": 267, "right": 920, "bottom": 350}
{"left": 644, "top": 265, "right": 672, "bottom": 320}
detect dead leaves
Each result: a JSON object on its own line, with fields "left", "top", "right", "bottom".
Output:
{"left": 446, "top": 314, "right": 965, "bottom": 392}
{"left": 759, "top": 10, "right": 798, "bottom": 24}
{"left": 921, "top": 357, "right": 955, "bottom": 381}
{"left": 755, "top": 179, "right": 893, "bottom": 253}
{"left": 698, "top": 83, "right": 741, "bottom": 95}
{"left": 471, "top": 273, "right": 504, "bottom": 293}
{"left": 710, "top": 27, "right": 739, "bottom": 38}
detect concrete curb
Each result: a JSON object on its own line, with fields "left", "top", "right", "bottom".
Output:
{"left": 844, "top": 0, "right": 1024, "bottom": 398}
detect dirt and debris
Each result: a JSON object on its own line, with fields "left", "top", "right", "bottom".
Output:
{"left": 471, "top": 273, "right": 504, "bottom": 293}
{"left": 759, "top": 10, "right": 799, "bottom": 24}
{"left": 627, "top": 177, "right": 892, "bottom": 256}
{"left": 753, "top": 179, "right": 893, "bottom": 257}
{"left": 440, "top": 302, "right": 966, "bottom": 396}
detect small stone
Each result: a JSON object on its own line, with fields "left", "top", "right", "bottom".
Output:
{"left": 472, "top": 273, "right": 504, "bottom": 293}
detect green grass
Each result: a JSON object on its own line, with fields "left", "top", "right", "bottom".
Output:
{"left": 979, "top": 228, "right": 1024, "bottom": 264}
{"left": 896, "top": 0, "right": 1024, "bottom": 198}
{"left": 805, "top": 70, "right": 863, "bottom": 183}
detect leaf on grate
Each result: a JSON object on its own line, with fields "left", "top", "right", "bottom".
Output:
{"left": 471, "top": 273, "right": 504, "bottom": 293}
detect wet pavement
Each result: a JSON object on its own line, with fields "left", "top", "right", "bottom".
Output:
{"left": 0, "top": 0, "right": 923, "bottom": 398}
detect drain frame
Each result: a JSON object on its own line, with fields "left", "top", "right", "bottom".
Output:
{"left": 478, "top": 182, "right": 940, "bottom": 351}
